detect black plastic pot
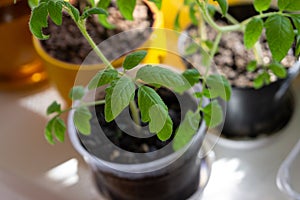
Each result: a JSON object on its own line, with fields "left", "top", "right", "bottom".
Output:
{"left": 68, "top": 66, "right": 209, "bottom": 200}
{"left": 178, "top": 4, "right": 300, "bottom": 139}
{"left": 222, "top": 64, "right": 299, "bottom": 138}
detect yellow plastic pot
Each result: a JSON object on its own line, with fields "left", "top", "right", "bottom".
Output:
{"left": 161, "top": 0, "right": 248, "bottom": 30}
{"left": 33, "top": 0, "right": 164, "bottom": 103}
{"left": 0, "top": 0, "right": 47, "bottom": 90}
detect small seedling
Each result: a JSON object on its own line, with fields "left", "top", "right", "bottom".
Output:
{"left": 179, "top": 0, "right": 300, "bottom": 89}
{"left": 29, "top": 0, "right": 231, "bottom": 150}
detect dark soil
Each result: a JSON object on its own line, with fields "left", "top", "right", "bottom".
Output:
{"left": 41, "top": 1, "right": 153, "bottom": 64}
{"left": 182, "top": 5, "right": 297, "bottom": 88}
{"left": 77, "top": 86, "right": 198, "bottom": 164}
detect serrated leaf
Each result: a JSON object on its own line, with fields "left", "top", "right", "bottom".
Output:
{"left": 206, "top": 74, "right": 231, "bottom": 101}
{"left": 246, "top": 60, "right": 257, "bottom": 72}
{"left": 214, "top": 0, "right": 228, "bottom": 16}
{"left": 123, "top": 51, "right": 147, "bottom": 70}
{"left": 182, "top": 69, "right": 201, "bottom": 86}
{"left": 110, "top": 76, "right": 136, "bottom": 120}
{"left": 53, "top": 117, "right": 66, "bottom": 142}
{"left": 149, "top": 0, "right": 162, "bottom": 9}
{"left": 81, "top": 7, "right": 108, "bottom": 20}
{"left": 69, "top": 86, "right": 85, "bottom": 100}
{"left": 48, "top": 1, "right": 63, "bottom": 25}
{"left": 138, "top": 86, "right": 168, "bottom": 122}
{"left": 265, "top": 15, "right": 294, "bottom": 62}
{"left": 136, "top": 65, "right": 190, "bottom": 93}
{"left": 149, "top": 104, "right": 168, "bottom": 133}
{"left": 244, "top": 18, "right": 264, "bottom": 49}
{"left": 173, "top": 111, "right": 201, "bottom": 151}
{"left": 278, "top": 0, "right": 300, "bottom": 11}
{"left": 88, "top": 69, "right": 118, "bottom": 90}
{"left": 269, "top": 63, "right": 287, "bottom": 78}
{"left": 185, "top": 43, "right": 199, "bottom": 56}
{"left": 29, "top": 2, "right": 49, "bottom": 39}
{"left": 254, "top": 0, "right": 272, "bottom": 12}
{"left": 73, "top": 107, "right": 92, "bottom": 135}
{"left": 47, "top": 101, "right": 61, "bottom": 115}
{"left": 203, "top": 100, "right": 223, "bottom": 128}
{"left": 45, "top": 118, "right": 55, "bottom": 144}
{"left": 116, "top": 0, "right": 136, "bottom": 20}
{"left": 62, "top": 1, "right": 80, "bottom": 22}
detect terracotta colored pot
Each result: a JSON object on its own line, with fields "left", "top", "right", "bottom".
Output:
{"left": 0, "top": 0, "right": 47, "bottom": 90}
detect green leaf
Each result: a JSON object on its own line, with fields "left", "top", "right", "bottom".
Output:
{"left": 149, "top": 0, "right": 162, "bottom": 9}
{"left": 136, "top": 65, "right": 190, "bottom": 93}
{"left": 88, "top": 69, "right": 118, "bottom": 90}
{"left": 104, "top": 82, "right": 116, "bottom": 122}
{"left": 97, "top": 0, "right": 116, "bottom": 29}
{"left": 149, "top": 104, "right": 168, "bottom": 133}
{"left": 269, "top": 63, "right": 287, "bottom": 78}
{"left": 98, "top": 15, "right": 116, "bottom": 29}
{"left": 53, "top": 117, "right": 66, "bottom": 142}
{"left": 116, "top": 0, "right": 136, "bottom": 20}
{"left": 203, "top": 100, "right": 223, "bottom": 128}
{"left": 206, "top": 74, "right": 231, "bottom": 101}
{"left": 244, "top": 18, "right": 264, "bottom": 49}
{"left": 185, "top": 43, "right": 199, "bottom": 56}
{"left": 48, "top": 1, "right": 63, "bottom": 25}
{"left": 138, "top": 86, "right": 168, "bottom": 122}
{"left": 253, "top": 0, "right": 272, "bottom": 12}
{"left": 45, "top": 118, "right": 55, "bottom": 144}
{"left": 246, "top": 60, "right": 257, "bottom": 72}
{"left": 29, "top": 2, "right": 49, "bottom": 39}
{"left": 148, "top": 105, "right": 173, "bottom": 141}
{"left": 28, "top": 0, "right": 39, "bottom": 9}
{"left": 291, "top": 15, "right": 300, "bottom": 34}
{"left": 110, "top": 76, "right": 136, "bottom": 120}
{"left": 189, "top": 2, "right": 198, "bottom": 25}
{"left": 97, "top": 0, "right": 110, "bottom": 8}
{"left": 69, "top": 86, "right": 85, "bottom": 100}
{"left": 182, "top": 69, "right": 200, "bottom": 86}
{"left": 62, "top": 1, "right": 80, "bottom": 22}
{"left": 253, "top": 73, "right": 264, "bottom": 89}
{"left": 296, "top": 36, "right": 300, "bottom": 57}
{"left": 47, "top": 101, "right": 61, "bottom": 115}
{"left": 156, "top": 115, "right": 173, "bottom": 141}
{"left": 174, "top": 11, "right": 181, "bottom": 31}
{"left": 278, "top": 0, "right": 300, "bottom": 11}
{"left": 123, "top": 51, "right": 148, "bottom": 70}
{"left": 253, "top": 72, "right": 271, "bottom": 89}
{"left": 173, "top": 111, "right": 200, "bottom": 151}
{"left": 81, "top": 7, "right": 108, "bottom": 20}
{"left": 73, "top": 107, "right": 92, "bottom": 135}
{"left": 214, "top": 0, "right": 228, "bottom": 16}
{"left": 265, "top": 15, "right": 294, "bottom": 62}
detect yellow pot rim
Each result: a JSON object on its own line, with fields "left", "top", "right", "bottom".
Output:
{"left": 32, "top": 0, "right": 163, "bottom": 71}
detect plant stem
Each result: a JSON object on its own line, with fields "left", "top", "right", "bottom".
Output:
{"left": 253, "top": 42, "right": 263, "bottom": 66}
{"left": 129, "top": 100, "right": 141, "bottom": 126}
{"left": 76, "top": 20, "right": 114, "bottom": 69}
{"left": 210, "top": 32, "right": 222, "bottom": 59}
